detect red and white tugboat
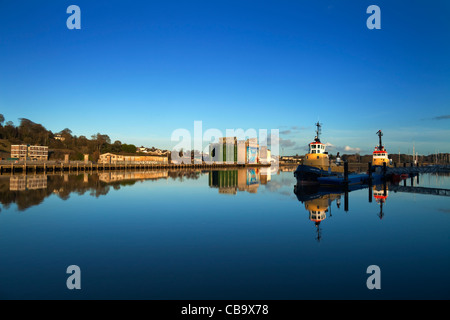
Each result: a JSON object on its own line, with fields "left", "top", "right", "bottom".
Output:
{"left": 372, "top": 130, "right": 393, "bottom": 167}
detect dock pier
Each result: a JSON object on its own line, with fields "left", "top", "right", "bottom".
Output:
{"left": 386, "top": 164, "right": 450, "bottom": 175}
{"left": 0, "top": 162, "right": 272, "bottom": 175}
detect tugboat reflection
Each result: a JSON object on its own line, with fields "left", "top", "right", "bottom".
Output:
{"left": 294, "top": 184, "right": 343, "bottom": 242}
{"left": 294, "top": 173, "right": 412, "bottom": 240}
{"left": 372, "top": 184, "right": 388, "bottom": 220}
{"left": 294, "top": 179, "right": 394, "bottom": 241}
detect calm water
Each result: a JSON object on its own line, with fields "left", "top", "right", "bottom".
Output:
{"left": 0, "top": 168, "right": 449, "bottom": 300}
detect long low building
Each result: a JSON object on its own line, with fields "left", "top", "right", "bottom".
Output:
{"left": 99, "top": 153, "right": 169, "bottom": 164}
{"left": 11, "top": 145, "right": 48, "bottom": 161}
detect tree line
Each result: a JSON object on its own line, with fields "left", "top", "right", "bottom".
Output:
{"left": 0, "top": 114, "right": 138, "bottom": 161}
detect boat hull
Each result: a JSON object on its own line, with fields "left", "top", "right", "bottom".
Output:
{"left": 317, "top": 173, "right": 384, "bottom": 188}
{"left": 294, "top": 164, "right": 338, "bottom": 185}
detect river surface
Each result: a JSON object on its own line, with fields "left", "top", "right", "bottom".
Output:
{"left": 0, "top": 168, "right": 449, "bottom": 299}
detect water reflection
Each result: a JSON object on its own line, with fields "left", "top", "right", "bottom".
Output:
{"left": 1, "top": 168, "right": 449, "bottom": 299}
{"left": 10, "top": 175, "right": 48, "bottom": 191}
{"left": 1, "top": 167, "right": 281, "bottom": 212}
{"left": 294, "top": 184, "right": 343, "bottom": 242}
{"left": 294, "top": 178, "right": 395, "bottom": 241}
{"left": 98, "top": 171, "right": 169, "bottom": 183}
{"left": 0, "top": 170, "right": 204, "bottom": 211}
{"left": 293, "top": 171, "right": 450, "bottom": 241}
{"left": 373, "top": 184, "right": 388, "bottom": 220}
{"left": 2, "top": 169, "right": 449, "bottom": 219}
{"left": 208, "top": 168, "right": 273, "bottom": 194}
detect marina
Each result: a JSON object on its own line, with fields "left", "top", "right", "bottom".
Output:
{"left": 294, "top": 123, "right": 450, "bottom": 189}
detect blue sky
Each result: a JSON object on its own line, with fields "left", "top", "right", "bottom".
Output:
{"left": 0, "top": 0, "right": 449, "bottom": 155}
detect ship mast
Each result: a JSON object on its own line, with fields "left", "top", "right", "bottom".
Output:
{"left": 376, "top": 130, "right": 383, "bottom": 151}
{"left": 315, "top": 121, "right": 322, "bottom": 143}
{"left": 315, "top": 222, "right": 322, "bottom": 242}
{"left": 378, "top": 201, "right": 384, "bottom": 220}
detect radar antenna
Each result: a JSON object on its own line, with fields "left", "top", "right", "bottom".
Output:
{"left": 376, "top": 130, "right": 383, "bottom": 150}
{"left": 315, "top": 121, "right": 322, "bottom": 142}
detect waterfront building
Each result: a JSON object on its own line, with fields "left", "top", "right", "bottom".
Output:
{"left": 99, "top": 153, "right": 169, "bottom": 164}
{"left": 11, "top": 145, "right": 48, "bottom": 161}
{"left": 209, "top": 143, "right": 223, "bottom": 163}
{"left": 10, "top": 145, "right": 27, "bottom": 159}
{"left": 137, "top": 146, "right": 150, "bottom": 153}
{"left": 219, "top": 137, "right": 238, "bottom": 164}
{"left": 280, "top": 156, "right": 302, "bottom": 163}
{"left": 237, "top": 140, "right": 246, "bottom": 164}
{"left": 246, "top": 138, "right": 258, "bottom": 164}
{"left": 209, "top": 137, "right": 265, "bottom": 164}
{"left": 259, "top": 146, "right": 272, "bottom": 164}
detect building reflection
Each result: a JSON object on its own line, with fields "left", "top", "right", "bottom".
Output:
{"left": 208, "top": 168, "right": 272, "bottom": 195}
{"left": 99, "top": 171, "right": 169, "bottom": 183}
{"left": 10, "top": 175, "right": 48, "bottom": 191}
{"left": 0, "top": 170, "right": 202, "bottom": 211}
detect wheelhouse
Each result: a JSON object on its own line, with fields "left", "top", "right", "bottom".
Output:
{"left": 309, "top": 142, "right": 326, "bottom": 154}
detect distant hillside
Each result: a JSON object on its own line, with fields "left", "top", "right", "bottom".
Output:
{"left": 0, "top": 114, "right": 160, "bottom": 162}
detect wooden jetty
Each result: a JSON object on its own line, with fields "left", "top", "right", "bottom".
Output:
{"left": 386, "top": 164, "right": 450, "bottom": 175}
{"left": 0, "top": 162, "right": 272, "bottom": 175}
